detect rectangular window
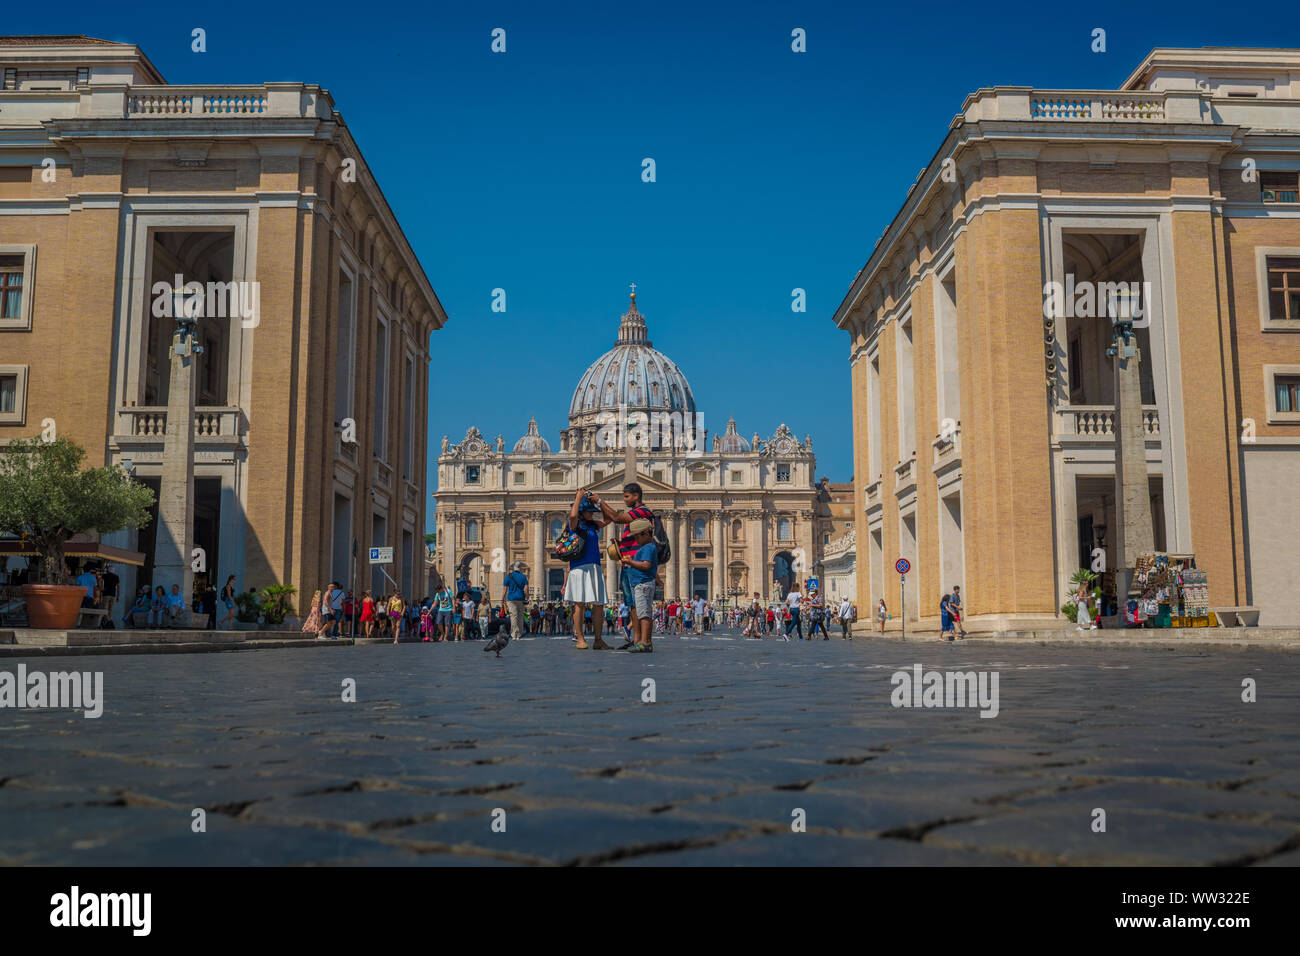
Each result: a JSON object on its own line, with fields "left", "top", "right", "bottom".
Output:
{"left": 777, "top": 464, "right": 791, "bottom": 483}
{"left": 593, "top": 470, "right": 604, "bottom": 481}
{"left": 1276, "top": 376, "right": 1300, "bottom": 413}
{"left": 0, "top": 246, "right": 35, "bottom": 329}
{"left": 466, "top": 465, "right": 480, "bottom": 484}
{"left": 547, "top": 470, "right": 564, "bottom": 485}
{"left": 729, "top": 470, "right": 742, "bottom": 484}
{"left": 652, "top": 470, "right": 664, "bottom": 483}
{"left": 335, "top": 268, "right": 356, "bottom": 422}
{"left": 1262, "top": 171, "right": 1300, "bottom": 204}
{"left": 690, "top": 470, "right": 707, "bottom": 484}
{"left": 513, "top": 470, "right": 525, "bottom": 485}
{"left": 1267, "top": 257, "right": 1300, "bottom": 321}
{"left": 403, "top": 353, "right": 416, "bottom": 480}
{"left": 373, "top": 319, "right": 389, "bottom": 458}
{"left": 0, "top": 366, "right": 26, "bottom": 424}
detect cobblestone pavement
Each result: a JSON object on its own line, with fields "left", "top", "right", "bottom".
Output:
{"left": 2, "top": 629, "right": 1298, "bottom": 866}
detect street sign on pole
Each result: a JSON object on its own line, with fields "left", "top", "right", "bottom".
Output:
{"left": 368, "top": 546, "right": 394, "bottom": 564}
{"left": 896, "top": 558, "right": 910, "bottom": 642}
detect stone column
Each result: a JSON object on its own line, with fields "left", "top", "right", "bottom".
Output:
{"left": 664, "top": 514, "right": 678, "bottom": 598}
{"left": 712, "top": 511, "right": 725, "bottom": 602}
{"left": 442, "top": 515, "right": 457, "bottom": 593}
{"left": 676, "top": 511, "right": 689, "bottom": 599}
{"left": 530, "top": 512, "right": 544, "bottom": 599}
{"left": 153, "top": 323, "right": 197, "bottom": 607}
{"left": 1113, "top": 330, "right": 1155, "bottom": 600}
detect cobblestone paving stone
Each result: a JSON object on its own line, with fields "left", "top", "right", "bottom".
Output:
{"left": 1, "top": 630, "right": 1298, "bottom": 865}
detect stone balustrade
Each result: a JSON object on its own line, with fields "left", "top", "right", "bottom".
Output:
{"left": 116, "top": 406, "right": 243, "bottom": 440}
{"left": 1056, "top": 404, "right": 1160, "bottom": 439}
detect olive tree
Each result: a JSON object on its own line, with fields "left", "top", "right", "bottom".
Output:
{"left": 0, "top": 437, "right": 155, "bottom": 584}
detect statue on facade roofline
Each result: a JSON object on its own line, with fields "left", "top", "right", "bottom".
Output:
{"left": 441, "top": 436, "right": 449, "bottom": 454}
{"left": 496, "top": 435, "right": 505, "bottom": 454}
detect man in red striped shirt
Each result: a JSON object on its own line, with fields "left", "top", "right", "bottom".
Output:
{"left": 594, "top": 482, "right": 654, "bottom": 650}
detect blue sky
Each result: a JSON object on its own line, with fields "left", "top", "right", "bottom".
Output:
{"left": 22, "top": 2, "right": 1300, "bottom": 529}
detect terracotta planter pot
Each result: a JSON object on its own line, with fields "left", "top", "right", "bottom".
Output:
{"left": 21, "top": 584, "right": 86, "bottom": 629}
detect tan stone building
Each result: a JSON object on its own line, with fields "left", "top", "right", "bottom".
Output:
{"left": 0, "top": 36, "right": 446, "bottom": 605}
{"left": 834, "top": 47, "right": 1300, "bottom": 629}
{"left": 434, "top": 292, "right": 822, "bottom": 604}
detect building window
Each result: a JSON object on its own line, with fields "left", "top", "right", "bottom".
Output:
{"left": 547, "top": 469, "right": 564, "bottom": 485}
{"left": 513, "top": 521, "right": 524, "bottom": 543}
{"left": 652, "top": 469, "right": 664, "bottom": 483}
{"left": 778, "top": 518, "right": 792, "bottom": 541}
{"left": 1265, "top": 366, "right": 1300, "bottom": 424}
{"left": 690, "top": 469, "right": 707, "bottom": 484}
{"left": 1262, "top": 171, "right": 1300, "bottom": 204}
{"left": 0, "top": 246, "right": 35, "bottom": 330}
{"left": 729, "top": 470, "right": 742, "bottom": 484}
{"left": 466, "top": 465, "right": 480, "bottom": 484}
{"left": 373, "top": 318, "right": 389, "bottom": 458}
{"left": 693, "top": 517, "right": 706, "bottom": 541}
{"left": 548, "top": 518, "right": 563, "bottom": 541}
{"left": 465, "top": 519, "right": 480, "bottom": 544}
{"left": 0, "top": 365, "right": 27, "bottom": 424}
{"left": 513, "top": 470, "right": 525, "bottom": 485}
{"left": 731, "top": 520, "right": 742, "bottom": 542}
{"left": 823, "top": 533, "right": 831, "bottom": 544}
{"left": 402, "top": 353, "right": 416, "bottom": 480}
{"left": 1276, "top": 376, "right": 1300, "bottom": 412}
{"left": 776, "top": 464, "right": 791, "bottom": 483}
{"left": 593, "top": 469, "right": 604, "bottom": 481}
{"left": 1267, "top": 257, "right": 1300, "bottom": 322}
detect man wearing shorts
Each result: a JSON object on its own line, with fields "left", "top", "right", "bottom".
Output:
{"left": 435, "top": 585, "right": 454, "bottom": 641}
{"left": 595, "top": 482, "right": 654, "bottom": 650}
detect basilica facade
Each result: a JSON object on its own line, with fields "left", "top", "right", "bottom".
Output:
{"left": 433, "top": 292, "right": 825, "bottom": 604}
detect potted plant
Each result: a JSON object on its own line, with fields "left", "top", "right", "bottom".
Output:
{"left": 257, "top": 584, "right": 297, "bottom": 630}
{"left": 233, "top": 590, "right": 262, "bottom": 631}
{"left": 0, "top": 437, "right": 154, "bottom": 629}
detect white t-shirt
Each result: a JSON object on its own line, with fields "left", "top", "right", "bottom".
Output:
{"left": 786, "top": 591, "right": 802, "bottom": 610}
{"left": 462, "top": 600, "right": 475, "bottom": 618}
{"left": 693, "top": 598, "right": 706, "bottom": 618}
{"left": 839, "top": 599, "right": 852, "bottom": 620}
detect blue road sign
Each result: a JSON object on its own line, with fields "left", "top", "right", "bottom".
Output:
{"left": 895, "top": 558, "right": 911, "bottom": 575}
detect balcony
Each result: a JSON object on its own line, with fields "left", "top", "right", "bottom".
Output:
{"left": 865, "top": 475, "right": 883, "bottom": 510}
{"left": 932, "top": 424, "right": 962, "bottom": 474}
{"left": 115, "top": 406, "right": 243, "bottom": 440}
{"left": 894, "top": 455, "right": 917, "bottom": 497}
{"left": 1055, "top": 405, "right": 1160, "bottom": 441}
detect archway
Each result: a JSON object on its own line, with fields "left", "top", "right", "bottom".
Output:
{"left": 457, "top": 552, "right": 483, "bottom": 595}
{"left": 773, "top": 550, "right": 796, "bottom": 600}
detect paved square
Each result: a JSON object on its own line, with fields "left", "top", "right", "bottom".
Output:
{"left": 1, "top": 631, "right": 1297, "bottom": 865}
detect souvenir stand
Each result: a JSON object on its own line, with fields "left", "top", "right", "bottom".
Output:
{"left": 1128, "top": 553, "right": 1211, "bottom": 628}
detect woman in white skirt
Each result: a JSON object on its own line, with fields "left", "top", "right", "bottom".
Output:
{"left": 563, "top": 488, "right": 612, "bottom": 649}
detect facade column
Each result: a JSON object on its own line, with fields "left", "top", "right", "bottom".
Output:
{"left": 712, "top": 511, "right": 725, "bottom": 602}
{"left": 676, "top": 511, "right": 689, "bottom": 599}
{"left": 530, "top": 512, "right": 544, "bottom": 599}
{"left": 441, "top": 515, "right": 458, "bottom": 593}
{"left": 664, "top": 514, "right": 679, "bottom": 598}
{"left": 798, "top": 509, "right": 816, "bottom": 592}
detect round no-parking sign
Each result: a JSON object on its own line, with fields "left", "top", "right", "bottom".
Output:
{"left": 895, "top": 558, "right": 911, "bottom": 575}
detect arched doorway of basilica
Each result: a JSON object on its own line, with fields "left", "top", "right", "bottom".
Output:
{"left": 773, "top": 551, "right": 796, "bottom": 600}
{"left": 457, "top": 552, "right": 484, "bottom": 595}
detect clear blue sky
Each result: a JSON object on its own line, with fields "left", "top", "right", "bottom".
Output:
{"left": 21, "top": 1, "right": 1299, "bottom": 531}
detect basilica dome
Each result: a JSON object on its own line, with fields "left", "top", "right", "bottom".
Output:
{"left": 512, "top": 417, "right": 551, "bottom": 455}
{"left": 568, "top": 291, "right": 697, "bottom": 428}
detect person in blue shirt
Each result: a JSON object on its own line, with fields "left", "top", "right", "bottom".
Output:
{"left": 490, "top": 562, "right": 529, "bottom": 656}
{"left": 562, "top": 489, "right": 613, "bottom": 650}
{"left": 619, "top": 519, "right": 660, "bottom": 653}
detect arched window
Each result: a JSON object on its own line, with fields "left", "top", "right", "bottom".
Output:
{"left": 777, "top": 518, "right": 792, "bottom": 541}
{"left": 693, "top": 517, "right": 707, "bottom": 541}
{"left": 466, "top": 519, "right": 480, "bottom": 544}
{"left": 513, "top": 521, "right": 524, "bottom": 543}
{"left": 731, "top": 519, "right": 742, "bottom": 542}
{"left": 549, "top": 518, "right": 563, "bottom": 542}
